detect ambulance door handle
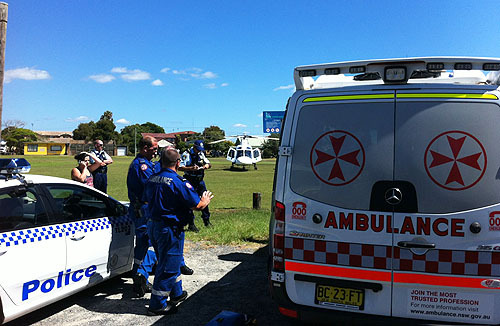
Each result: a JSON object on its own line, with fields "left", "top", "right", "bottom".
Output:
{"left": 397, "top": 241, "right": 435, "bottom": 249}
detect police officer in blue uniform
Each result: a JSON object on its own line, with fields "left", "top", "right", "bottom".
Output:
{"left": 179, "top": 140, "right": 212, "bottom": 232}
{"left": 90, "top": 139, "right": 113, "bottom": 193}
{"left": 145, "top": 148, "right": 212, "bottom": 315}
{"left": 127, "top": 136, "right": 160, "bottom": 297}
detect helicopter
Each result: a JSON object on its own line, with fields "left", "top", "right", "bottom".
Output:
{"left": 210, "top": 134, "right": 279, "bottom": 170}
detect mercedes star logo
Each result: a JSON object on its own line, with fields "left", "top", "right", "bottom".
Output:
{"left": 385, "top": 188, "right": 402, "bottom": 205}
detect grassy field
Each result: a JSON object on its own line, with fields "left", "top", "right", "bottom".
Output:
{"left": 6, "top": 155, "right": 275, "bottom": 245}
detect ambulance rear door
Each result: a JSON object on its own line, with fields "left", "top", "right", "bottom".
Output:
{"left": 391, "top": 88, "right": 500, "bottom": 325}
{"left": 284, "top": 89, "right": 396, "bottom": 316}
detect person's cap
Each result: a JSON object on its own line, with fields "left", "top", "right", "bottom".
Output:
{"left": 194, "top": 140, "right": 205, "bottom": 151}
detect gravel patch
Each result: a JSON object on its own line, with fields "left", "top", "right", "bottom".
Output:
{"left": 7, "top": 241, "right": 294, "bottom": 326}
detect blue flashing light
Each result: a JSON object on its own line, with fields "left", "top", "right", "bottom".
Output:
{"left": 0, "top": 158, "right": 31, "bottom": 175}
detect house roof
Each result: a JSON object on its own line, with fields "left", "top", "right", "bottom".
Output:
{"left": 35, "top": 131, "right": 73, "bottom": 137}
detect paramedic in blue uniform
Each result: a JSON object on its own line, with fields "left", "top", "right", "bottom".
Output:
{"left": 179, "top": 140, "right": 212, "bottom": 232}
{"left": 145, "top": 148, "right": 212, "bottom": 315}
{"left": 127, "top": 136, "right": 160, "bottom": 297}
{"left": 90, "top": 139, "right": 113, "bottom": 193}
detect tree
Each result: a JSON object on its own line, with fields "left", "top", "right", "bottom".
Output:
{"left": 72, "top": 110, "right": 120, "bottom": 142}
{"left": 1, "top": 127, "right": 38, "bottom": 153}
{"left": 202, "top": 125, "right": 224, "bottom": 143}
{"left": 175, "top": 134, "right": 188, "bottom": 154}
{"left": 120, "top": 122, "right": 165, "bottom": 155}
{"left": 94, "top": 111, "right": 118, "bottom": 141}
{"left": 2, "top": 119, "right": 25, "bottom": 129}
{"left": 261, "top": 133, "right": 280, "bottom": 158}
{"left": 73, "top": 121, "right": 96, "bottom": 141}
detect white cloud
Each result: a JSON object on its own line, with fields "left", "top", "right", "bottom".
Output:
{"left": 111, "top": 67, "right": 128, "bottom": 73}
{"left": 254, "top": 124, "right": 260, "bottom": 128}
{"left": 204, "top": 83, "right": 217, "bottom": 89}
{"left": 65, "top": 116, "right": 89, "bottom": 122}
{"left": 116, "top": 118, "right": 130, "bottom": 124}
{"left": 233, "top": 123, "right": 247, "bottom": 128}
{"left": 257, "top": 113, "right": 263, "bottom": 117}
{"left": 89, "top": 74, "right": 115, "bottom": 83}
{"left": 109, "top": 67, "right": 151, "bottom": 81}
{"left": 221, "top": 83, "right": 229, "bottom": 87}
{"left": 160, "top": 67, "right": 171, "bottom": 73}
{"left": 172, "top": 69, "right": 186, "bottom": 75}
{"left": 273, "top": 84, "right": 295, "bottom": 91}
{"left": 121, "top": 69, "right": 151, "bottom": 82}
{"left": 5, "top": 67, "right": 51, "bottom": 83}
{"left": 151, "top": 79, "right": 164, "bottom": 86}
{"left": 191, "top": 71, "right": 217, "bottom": 79}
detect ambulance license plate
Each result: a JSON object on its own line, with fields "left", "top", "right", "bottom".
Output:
{"left": 315, "top": 284, "right": 364, "bottom": 310}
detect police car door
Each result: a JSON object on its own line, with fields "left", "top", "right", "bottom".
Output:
{"left": 391, "top": 88, "right": 500, "bottom": 324}
{"left": 0, "top": 185, "right": 66, "bottom": 307}
{"left": 44, "top": 185, "right": 112, "bottom": 287}
{"left": 285, "top": 90, "right": 395, "bottom": 316}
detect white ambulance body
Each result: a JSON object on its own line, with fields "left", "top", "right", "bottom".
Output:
{"left": 270, "top": 57, "right": 500, "bottom": 324}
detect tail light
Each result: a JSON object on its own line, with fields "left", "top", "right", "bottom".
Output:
{"left": 273, "top": 201, "right": 285, "bottom": 271}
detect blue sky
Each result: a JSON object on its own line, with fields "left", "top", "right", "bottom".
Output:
{"left": 4, "top": 0, "right": 500, "bottom": 136}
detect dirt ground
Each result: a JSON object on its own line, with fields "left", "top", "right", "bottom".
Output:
{"left": 7, "top": 241, "right": 295, "bottom": 326}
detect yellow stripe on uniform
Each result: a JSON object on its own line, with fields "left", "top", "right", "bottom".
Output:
{"left": 396, "top": 93, "right": 498, "bottom": 100}
{"left": 303, "top": 94, "right": 395, "bottom": 102}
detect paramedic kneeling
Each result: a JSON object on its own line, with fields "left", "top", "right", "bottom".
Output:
{"left": 145, "top": 148, "right": 212, "bottom": 315}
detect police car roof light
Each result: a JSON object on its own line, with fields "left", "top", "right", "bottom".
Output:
{"left": 0, "top": 158, "right": 31, "bottom": 175}
{"left": 294, "top": 56, "right": 500, "bottom": 90}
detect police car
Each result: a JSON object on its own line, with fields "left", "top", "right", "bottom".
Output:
{"left": 0, "top": 158, "right": 134, "bottom": 324}
{"left": 269, "top": 57, "right": 500, "bottom": 325}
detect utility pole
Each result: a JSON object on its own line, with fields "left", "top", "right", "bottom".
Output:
{"left": 0, "top": 3, "right": 7, "bottom": 140}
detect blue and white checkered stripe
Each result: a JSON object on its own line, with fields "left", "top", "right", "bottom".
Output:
{"left": 0, "top": 215, "right": 133, "bottom": 248}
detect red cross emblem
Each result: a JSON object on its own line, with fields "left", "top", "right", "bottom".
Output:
{"left": 310, "top": 130, "right": 365, "bottom": 186}
{"left": 424, "top": 131, "right": 487, "bottom": 191}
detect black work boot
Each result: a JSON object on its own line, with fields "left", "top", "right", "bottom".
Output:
{"left": 187, "top": 223, "right": 199, "bottom": 232}
{"left": 133, "top": 273, "right": 147, "bottom": 297}
{"left": 203, "top": 220, "right": 212, "bottom": 227}
{"left": 169, "top": 291, "right": 188, "bottom": 305}
{"left": 180, "top": 265, "right": 194, "bottom": 275}
{"left": 148, "top": 303, "right": 178, "bottom": 315}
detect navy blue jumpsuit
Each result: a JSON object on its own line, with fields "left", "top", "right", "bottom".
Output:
{"left": 126, "top": 154, "right": 160, "bottom": 279}
{"left": 144, "top": 168, "right": 200, "bottom": 311}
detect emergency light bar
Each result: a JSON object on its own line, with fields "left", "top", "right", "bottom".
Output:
{"left": 294, "top": 57, "right": 500, "bottom": 90}
{"left": 0, "top": 158, "right": 31, "bottom": 175}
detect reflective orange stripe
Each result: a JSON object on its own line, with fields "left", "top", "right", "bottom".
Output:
{"left": 285, "top": 261, "right": 391, "bottom": 282}
{"left": 394, "top": 272, "right": 490, "bottom": 289}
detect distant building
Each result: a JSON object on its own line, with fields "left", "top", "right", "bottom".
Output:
{"left": 26, "top": 131, "right": 116, "bottom": 156}
{"left": 23, "top": 142, "right": 68, "bottom": 155}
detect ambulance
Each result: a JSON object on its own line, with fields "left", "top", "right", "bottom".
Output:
{"left": 269, "top": 57, "right": 500, "bottom": 324}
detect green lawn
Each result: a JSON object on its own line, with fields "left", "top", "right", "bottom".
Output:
{"left": 6, "top": 155, "right": 275, "bottom": 245}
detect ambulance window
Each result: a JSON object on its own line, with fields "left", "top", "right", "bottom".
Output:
{"left": 245, "top": 150, "right": 252, "bottom": 157}
{"left": 395, "top": 100, "right": 500, "bottom": 213}
{"left": 0, "top": 187, "right": 49, "bottom": 232}
{"left": 290, "top": 102, "right": 394, "bottom": 210}
{"left": 228, "top": 149, "right": 235, "bottom": 158}
{"left": 254, "top": 150, "right": 260, "bottom": 158}
{"left": 45, "top": 185, "right": 111, "bottom": 221}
